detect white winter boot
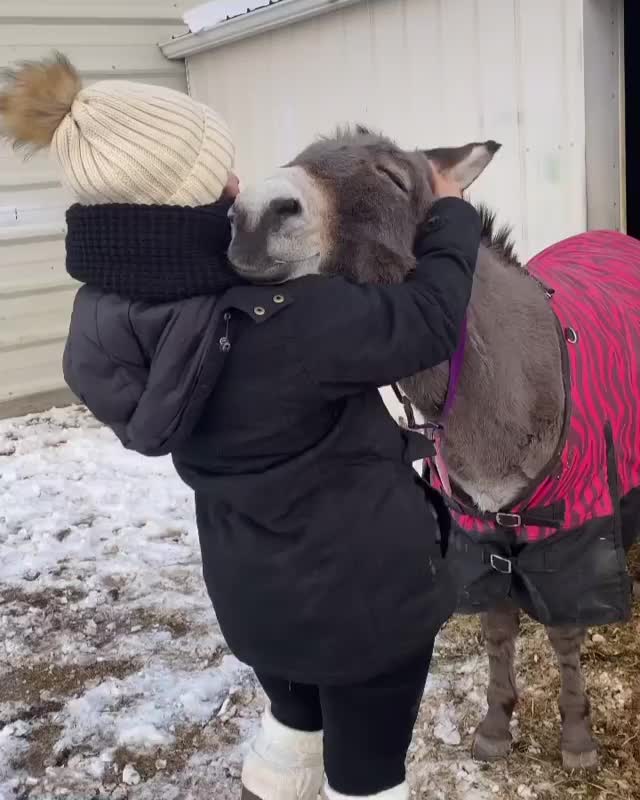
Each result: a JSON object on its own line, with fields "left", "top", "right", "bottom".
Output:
{"left": 241, "top": 709, "right": 324, "bottom": 800}
{"left": 323, "top": 782, "right": 409, "bottom": 800}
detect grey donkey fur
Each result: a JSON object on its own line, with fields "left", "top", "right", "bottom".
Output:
{"left": 229, "top": 128, "right": 635, "bottom": 770}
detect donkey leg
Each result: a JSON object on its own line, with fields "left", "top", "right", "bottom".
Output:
{"left": 472, "top": 602, "right": 520, "bottom": 761}
{"left": 545, "top": 625, "right": 598, "bottom": 770}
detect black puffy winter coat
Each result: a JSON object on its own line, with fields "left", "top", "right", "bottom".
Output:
{"left": 63, "top": 196, "right": 481, "bottom": 684}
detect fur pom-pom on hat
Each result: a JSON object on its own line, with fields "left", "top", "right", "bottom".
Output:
{"left": 0, "top": 52, "right": 80, "bottom": 151}
{"left": 0, "top": 51, "right": 235, "bottom": 206}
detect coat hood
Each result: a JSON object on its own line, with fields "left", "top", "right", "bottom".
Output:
{"left": 62, "top": 197, "right": 295, "bottom": 455}
{"left": 64, "top": 287, "right": 229, "bottom": 456}
{"left": 63, "top": 198, "right": 246, "bottom": 456}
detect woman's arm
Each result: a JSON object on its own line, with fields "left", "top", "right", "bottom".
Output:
{"left": 297, "top": 197, "right": 481, "bottom": 395}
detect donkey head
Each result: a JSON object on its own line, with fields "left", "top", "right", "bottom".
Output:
{"left": 228, "top": 127, "right": 500, "bottom": 284}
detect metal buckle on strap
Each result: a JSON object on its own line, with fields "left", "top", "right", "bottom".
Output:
{"left": 425, "top": 421, "right": 443, "bottom": 440}
{"left": 490, "top": 554, "right": 513, "bottom": 575}
{"left": 395, "top": 392, "right": 442, "bottom": 434}
{"left": 495, "top": 512, "right": 522, "bottom": 528}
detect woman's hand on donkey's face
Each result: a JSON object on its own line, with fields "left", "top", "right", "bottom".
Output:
{"left": 430, "top": 168, "right": 464, "bottom": 199}
{"left": 424, "top": 140, "right": 502, "bottom": 200}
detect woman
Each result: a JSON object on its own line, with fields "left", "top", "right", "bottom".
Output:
{"left": 1, "top": 55, "right": 481, "bottom": 800}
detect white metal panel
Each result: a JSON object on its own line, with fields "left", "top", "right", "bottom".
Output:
{"left": 0, "top": 1, "right": 188, "bottom": 416}
{"left": 186, "top": 0, "right": 588, "bottom": 262}
{"left": 0, "top": 23, "right": 187, "bottom": 72}
{"left": 513, "top": 0, "right": 586, "bottom": 256}
{"left": 1, "top": 340, "right": 70, "bottom": 406}
{"left": 0, "top": 238, "right": 69, "bottom": 294}
{"left": 0, "top": 184, "right": 72, "bottom": 232}
{"left": 583, "top": 0, "right": 625, "bottom": 231}
{"left": 2, "top": 1, "right": 191, "bottom": 21}
{"left": 0, "top": 152, "right": 61, "bottom": 186}
{"left": 0, "top": 289, "right": 75, "bottom": 350}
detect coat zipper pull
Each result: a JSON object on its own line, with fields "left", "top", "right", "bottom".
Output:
{"left": 219, "top": 312, "right": 232, "bottom": 352}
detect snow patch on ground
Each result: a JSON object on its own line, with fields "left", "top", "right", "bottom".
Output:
{"left": 58, "top": 657, "right": 242, "bottom": 754}
{"left": 0, "top": 407, "right": 256, "bottom": 799}
{"left": 4, "top": 405, "right": 634, "bottom": 800}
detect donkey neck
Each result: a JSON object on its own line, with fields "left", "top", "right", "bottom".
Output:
{"left": 401, "top": 243, "right": 566, "bottom": 512}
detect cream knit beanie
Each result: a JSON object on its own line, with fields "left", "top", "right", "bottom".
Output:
{"left": 0, "top": 53, "right": 234, "bottom": 206}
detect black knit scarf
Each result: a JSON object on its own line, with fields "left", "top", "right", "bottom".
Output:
{"left": 65, "top": 197, "right": 245, "bottom": 303}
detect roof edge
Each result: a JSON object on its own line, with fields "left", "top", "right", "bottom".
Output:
{"left": 159, "top": 0, "right": 364, "bottom": 59}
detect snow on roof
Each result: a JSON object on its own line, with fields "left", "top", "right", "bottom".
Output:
{"left": 161, "top": 0, "right": 363, "bottom": 59}
{"left": 183, "top": 0, "right": 285, "bottom": 34}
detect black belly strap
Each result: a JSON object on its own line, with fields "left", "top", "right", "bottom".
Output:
{"left": 445, "top": 494, "right": 565, "bottom": 530}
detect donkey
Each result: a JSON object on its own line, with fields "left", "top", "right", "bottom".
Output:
{"left": 228, "top": 127, "right": 640, "bottom": 771}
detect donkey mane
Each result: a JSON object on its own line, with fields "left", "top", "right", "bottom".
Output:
{"left": 476, "top": 203, "right": 522, "bottom": 270}
{"left": 328, "top": 124, "right": 390, "bottom": 146}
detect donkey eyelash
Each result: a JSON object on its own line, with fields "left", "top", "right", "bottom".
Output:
{"left": 376, "top": 165, "right": 409, "bottom": 194}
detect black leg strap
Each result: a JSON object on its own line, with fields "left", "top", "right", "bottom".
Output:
{"left": 391, "top": 383, "right": 442, "bottom": 436}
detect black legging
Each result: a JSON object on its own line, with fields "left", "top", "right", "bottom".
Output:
{"left": 255, "top": 643, "right": 434, "bottom": 796}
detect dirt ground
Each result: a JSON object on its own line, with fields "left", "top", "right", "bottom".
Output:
{"left": 2, "top": 577, "right": 638, "bottom": 800}
{"left": 410, "top": 564, "right": 640, "bottom": 800}
{"left": 1, "top": 408, "right": 638, "bottom": 800}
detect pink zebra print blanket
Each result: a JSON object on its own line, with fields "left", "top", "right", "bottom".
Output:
{"left": 445, "top": 230, "right": 640, "bottom": 543}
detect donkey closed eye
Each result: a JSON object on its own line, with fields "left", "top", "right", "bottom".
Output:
{"left": 375, "top": 164, "right": 409, "bottom": 194}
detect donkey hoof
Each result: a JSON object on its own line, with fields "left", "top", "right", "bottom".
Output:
{"left": 472, "top": 729, "right": 512, "bottom": 762}
{"left": 562, "top": 749, "right": 599, "bottom": 771}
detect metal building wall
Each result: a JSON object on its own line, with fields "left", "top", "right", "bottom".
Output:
{"left": 0, "top": 1, "right": 188, "bottom": 417}
{"left": 185, "top": 0, "right": 588, "bottom": 263}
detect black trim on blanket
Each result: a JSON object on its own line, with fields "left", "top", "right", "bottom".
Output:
{"left": 621, "top": 486, "right": 640, "bottom": 551}
{"left": 605, "top": 422, "right": 623, "bottom": 538}
{"left": 448, "top": 494, "right": 635, "bottom": 626}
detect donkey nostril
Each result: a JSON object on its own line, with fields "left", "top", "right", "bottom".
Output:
{"left": 272, "top": 197, "right": 302, "bottom": 217}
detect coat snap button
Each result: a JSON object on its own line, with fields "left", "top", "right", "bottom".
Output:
{"left": 273, "top": 294, "right": 285, "bottom": 304}
{"left": 254, "top": 306, "right": 266, "bottom": 316}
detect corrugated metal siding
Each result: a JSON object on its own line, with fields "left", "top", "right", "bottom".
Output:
{"left": 186, "top": 0, "right": 587, "bottom": 263}
{"left": 583, "top": 0, "right": 625, "bottom": 231}
{"left": 0, "top": 1, "right": 189, "bottom": 416}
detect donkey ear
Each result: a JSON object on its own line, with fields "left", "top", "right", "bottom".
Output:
{"left": 424, "top": 140, "right": 501, "bottom": 190}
